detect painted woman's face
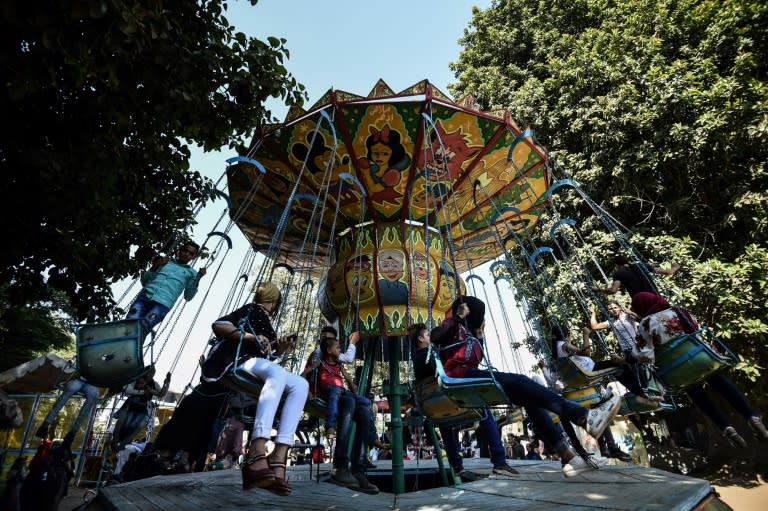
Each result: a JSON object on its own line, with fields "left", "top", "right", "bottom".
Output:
{"left": 370, "top": 142, "right": 392, "bottom": 168}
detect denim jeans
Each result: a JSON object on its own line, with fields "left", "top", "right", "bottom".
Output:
{"left": 439, "top": 407, "right": 506, "bottom": 469}
{"left": 463, "top": 368, "right": 585, "bottom": 454}
{"left": 45, "top": 377, "right": 100, "bottom": 435}
{"left": 687, "top": 372, "right": 755, "bottom": 430}
{"left": 333, "top": 392, "right": 357, "bottom": 469}
{"left": 326, "top": 386, "right": 377, "bottom": 444}
{"left": 126, "top": 291, "right": 170, "bottom": 334}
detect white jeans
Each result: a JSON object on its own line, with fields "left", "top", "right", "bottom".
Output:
{"left": 238, "top": 357, "right": 309, "bottom": 445}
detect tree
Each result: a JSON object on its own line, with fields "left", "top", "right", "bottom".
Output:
{"left": 0, "top": 284, "right": 76, "bottom": 371}
{"left": 0, "top": 0, "right": 306, "bottom": 323}
{"left": 449, "top": 0, "right": 767, "bottom": 380}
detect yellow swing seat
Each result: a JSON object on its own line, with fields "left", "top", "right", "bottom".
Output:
{"left": 76, "top": 319, "right": 148, "bottom": 387}
{"left": 412, "top": 376, "right": 482, "bottom": 427}
{"left": 556, "top": 357, "right": 623, "bottom": 389}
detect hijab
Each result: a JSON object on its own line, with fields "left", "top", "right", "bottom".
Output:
{"left": 631, "top": 291, "right": 670, "bottom": 317}
{"left": 450, "top": 295, "right": 485, "bottom": 331}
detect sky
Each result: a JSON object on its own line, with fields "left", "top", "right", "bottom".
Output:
{"left": 112, "top": 0, "right": 541, "bottom": 394}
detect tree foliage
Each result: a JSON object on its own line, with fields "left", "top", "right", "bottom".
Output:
{"left": 450, "top": 0, "right": 767, "bottom": 397}
{"left": 0, "top": 0, "right": 306, "bottom": 323}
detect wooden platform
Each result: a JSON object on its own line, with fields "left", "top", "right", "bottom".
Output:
{"left": 96, "top": 458, "right": 725, "bottom": 511}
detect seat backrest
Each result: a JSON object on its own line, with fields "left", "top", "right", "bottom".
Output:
{"left": 555, "top": 357, "right": 622, "bottom": 389}
{"left": 76, "top": 319, "right": 146, "bottom": 387}
{"left": 412, "top": 376, "right": 480, "bottom": 427}
{"left": 654, "top": 329, "right": 739, "bottom": 394}
{"left": 434, "top": 357, "right": 510, "bottom": 409}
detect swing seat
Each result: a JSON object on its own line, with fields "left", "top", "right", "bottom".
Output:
{"left": 654, "top": 328, "right": 739, "bottom": 394}
{"left": 562, "top": 385, "right": 606, "bottom": 409}
{"left": 556, "top": 357, "right": 623, "bottom": 389}
{"left": 494, "top": 407, "right": 524, "bottom": 427}
{"left": 221, "top": 363, "right": 330, "bottom": 419}
{"left": 617, "top": 393, "right": 676, "bottom": 416}
{"left": 413, "top": 376, "right": 481, "bottom": 427}
{"left": 304, "top": 396, "right": 329, "bottom": 419}
{"left": 76, "top": 319, "right": 147, "bottom": 387}
{"left": 434, "top": 358, "right": 510, "bottom": 410}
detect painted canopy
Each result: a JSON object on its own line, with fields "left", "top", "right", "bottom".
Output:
{"left": 227, "top": 79, "right": 551, "bottom": 274}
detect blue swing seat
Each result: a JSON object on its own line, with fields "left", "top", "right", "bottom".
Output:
{"left": 654, "top": 328, "right": 739, "bottom": 395}
{"left": 76, "top": 319, "right": 148, "bottom": 387}
{"left": 434, "top": 357, "right": 511, "bottom": 410}
{"left": 618, "top": 394, "right": 676, "bottom": 416}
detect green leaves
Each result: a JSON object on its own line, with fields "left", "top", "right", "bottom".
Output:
{"left": 451, "top": 0, "right": 768, "bottom": 393}
{"left": 0, "top": 0, "right": 307, "bottom": 324}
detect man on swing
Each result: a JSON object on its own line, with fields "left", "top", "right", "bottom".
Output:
{"left": 126, "top": 240, "right": 207, "bottom": 335}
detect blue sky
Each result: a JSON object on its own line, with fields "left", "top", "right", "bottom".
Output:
{"left": 112, "top": 0, "right": 540, "bottom": 392}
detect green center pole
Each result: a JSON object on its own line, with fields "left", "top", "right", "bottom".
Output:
{"left": 384, "top": 335, "right": 406, "bottom": 494}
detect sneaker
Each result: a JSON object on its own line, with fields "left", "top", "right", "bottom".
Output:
{"left": 492, "top": 464, "right": 519, "bottom": 477}
{"left": 351, "top": 471, "right": 380, "bottom": 495}
{"left": 748, "top": 416, "right": 768, "bottom": 440}
{"left": 562, "top": 456, "right": 597, "bottom": 478}
{"left": 722, "top": 426, "right": 747, "bottom": 448}
{"left": 585, "top": 395, "right": 621, "bottom": 439}
{"left": 330, "top": 467, "right": 359, "bottom": 488}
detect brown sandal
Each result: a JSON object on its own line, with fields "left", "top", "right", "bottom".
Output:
{"left": 242, "top": 453, "right": 276, "bottom": 491}
{"left": 266, "top": 452, "right": 292, "bottom": 497}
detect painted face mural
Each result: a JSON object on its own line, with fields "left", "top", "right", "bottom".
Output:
{"left": 378, "top": 249, "right": 409, "bottom": 306}
{"left": 345, "top": 255, "right": 375, "bottom": 303}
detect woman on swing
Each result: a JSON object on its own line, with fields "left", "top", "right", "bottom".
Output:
{"left": 431, "top": 296, "right": 622, "bottom": 476}
{"left": 210, "top": 281, "right": 309, "bottom": 496}
{"left": 631, "top": 291, "right": 768, "bottom": 446}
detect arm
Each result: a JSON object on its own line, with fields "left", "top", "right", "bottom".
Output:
{"left": 338, "top": 331, "right": 360, "bottom": 364}
{"left": 591, "top": 280, "right": 621, "bottom": 295}
{"left": 431, "top": 304, "right": 470, "bottom": 346}
{"left": 653, "top": 262, "right": 681, "bottom": 276}
{"left": 140, "top": 255, "right": 169, "bottom": 286}
{"left": 301, "top": 358, "right": 321, "bottom": 378}
{"left": 157, "top": 373, "right": 171, "bottom": 399}
{"left": 183, "top": 267, "right": 205, "bottom": 301}
{"left": 340, "top": 364, "right": 358, "bottom": 393}
{"left": 122, "top": 382, "right": 143, "bottom": 397}
{"left": 588, "top": 306, "right": 610, "bottom": 330}
{"left": 211, "top": 320, "right": 270, "bottom": 355}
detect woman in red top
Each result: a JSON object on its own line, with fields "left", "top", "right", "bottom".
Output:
{"left": 431, "top": 296, "right": 622, "bottom": 477}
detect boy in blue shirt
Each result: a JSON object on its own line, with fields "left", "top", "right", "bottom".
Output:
{"left": 126, "top": 241, "right": 206, "bottom": 334}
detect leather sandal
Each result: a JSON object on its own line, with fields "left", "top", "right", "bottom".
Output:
{"left": 241, "top": 453, "right": 276, "bottom": 491}
{"left": 266, "top": 452, "right": 292, "bottom": 497}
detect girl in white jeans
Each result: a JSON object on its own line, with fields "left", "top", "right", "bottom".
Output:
{"left": 210, "top": 282, "right": 308, "bottom": 497}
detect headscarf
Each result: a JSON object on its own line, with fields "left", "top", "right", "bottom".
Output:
{"left": 450, "top": 295, "right": 485, "bottom": 331}
{"left": 631, "top": 291, "right": 670, "bottom": 317}
{"left": 253, "top": 282, "right": 282, "bottom": 313}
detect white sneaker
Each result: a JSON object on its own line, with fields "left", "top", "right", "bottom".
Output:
{"left": 585, "top": 394, "right": 622, "bottom": 439}
{"left": 562, "top": 456, "right": 597, "bottom": 478}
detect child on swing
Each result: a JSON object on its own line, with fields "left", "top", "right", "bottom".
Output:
{"left": 301, "top": 333, "right": 381, "bottom": 492}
